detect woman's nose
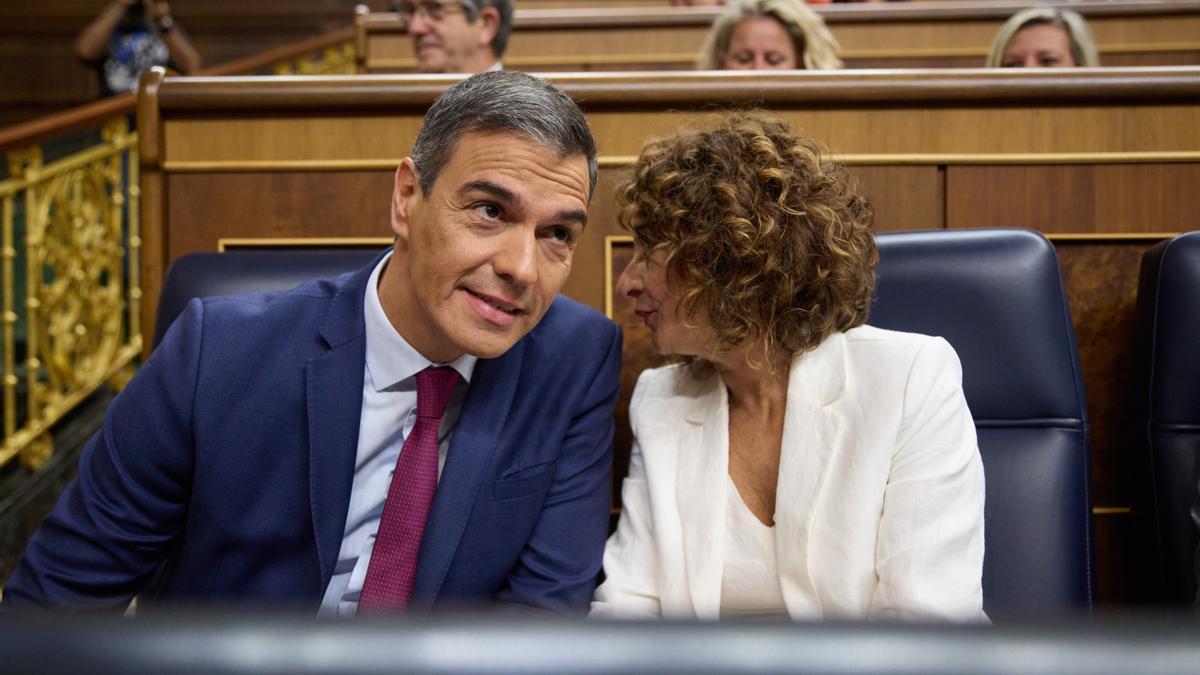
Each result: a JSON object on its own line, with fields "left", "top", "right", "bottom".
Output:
{"left": 616, "top": 261, "right": 642, "bottom": 298}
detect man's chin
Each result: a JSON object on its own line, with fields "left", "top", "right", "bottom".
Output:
{"left": 453, "top": 326, "right": 530, "bottom": 360}
{"left": 415, "top": 53, "right": 448, "bottom": 73}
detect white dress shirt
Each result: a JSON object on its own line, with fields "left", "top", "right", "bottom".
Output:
{"left": 319, "top": 253, "right": 476, "bottom": 616}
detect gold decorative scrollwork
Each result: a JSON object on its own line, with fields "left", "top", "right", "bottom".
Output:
{"left": 27, "top": 141, "right": 125, "bottom": 399}
{"left": 19, "top": 431, "right": 52, "bottom": 471}
{"left": 0, "top": 116, "right": 141, "bottom": 471}
{"left": 274, "top": 40, "right": 357, "bottom": 75}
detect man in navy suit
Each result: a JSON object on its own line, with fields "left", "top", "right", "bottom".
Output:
{"left": 3, "top": 71, "right": 621, "bottom": 614}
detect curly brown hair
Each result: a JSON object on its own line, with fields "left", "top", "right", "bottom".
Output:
{"left": 618, "top": 113, "right": 876, "bottom": 369}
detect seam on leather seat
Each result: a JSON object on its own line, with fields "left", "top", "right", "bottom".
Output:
{"left": 974, "top": 418, "right": 1085, "bottom": 429}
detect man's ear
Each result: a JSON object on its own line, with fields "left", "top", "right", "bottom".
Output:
{"left": 391, "top": 158, "right": 421, "bottom": 241}
{"left": 476, "top": 6, "right": 500, "bottom": 49}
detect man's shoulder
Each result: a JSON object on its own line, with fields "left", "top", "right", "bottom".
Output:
{"left": 171, "top": 267, "right": 366, "bottom": 360}
{"left": 199, "top": 275, "right": 340, "bottom": 320}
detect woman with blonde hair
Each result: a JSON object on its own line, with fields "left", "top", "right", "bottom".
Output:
{"left": 697, "top": 0, "right": 842, "bottom": 70}
{"left": 590, "top": 114, "right": 985, "bottom": 620}
{"left": 986, "top": 7, "right": 1099, "bottom": 68}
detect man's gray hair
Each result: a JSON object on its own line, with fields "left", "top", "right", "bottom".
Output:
{"left": 411, "top": 71, "right": 598, "bottom": 199}
{"left": 460, "top": 0, "right": 515, "bottom": 58}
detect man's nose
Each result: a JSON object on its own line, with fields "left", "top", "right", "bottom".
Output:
{"left": 495, "top": 232, "right": 539, "bottom": 288}
{"left": 408, "top": 13, "right": 431, "bottom": 35}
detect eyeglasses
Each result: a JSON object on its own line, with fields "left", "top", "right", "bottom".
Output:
{"left": 395, "top": 0, "right": 465, "bottom": 22}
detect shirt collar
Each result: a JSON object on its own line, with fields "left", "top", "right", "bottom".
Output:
{"left": 364, "top": 251, "right": 477, "bottom": 392}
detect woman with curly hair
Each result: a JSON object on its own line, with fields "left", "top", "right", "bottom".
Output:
{"left": 590, "top": 114, "right": 985, "bottom": 621}
{"left": 697, "top": 0, "right": 842, "bottom": 70}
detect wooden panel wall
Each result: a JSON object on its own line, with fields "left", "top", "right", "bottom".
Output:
{"left": 0, "top": 0, "right": 390, "bottom": 128}
{"left": 138, "top": 68, "right": 1200, "bottom": 605}
{"left": 358, "top": 1, "right": 1200, "bottom": 72}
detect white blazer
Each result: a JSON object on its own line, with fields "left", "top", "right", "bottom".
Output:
{"left": 591, "top": 325, "right": 986, "bottom": 621}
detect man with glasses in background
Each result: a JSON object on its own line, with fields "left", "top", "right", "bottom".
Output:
{"left": 392, "top": 0, "right": 513, "bottom": 73}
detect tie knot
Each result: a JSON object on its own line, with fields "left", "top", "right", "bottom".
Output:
{"left": 415, "top": 366, "right": 460, "bottom": 420}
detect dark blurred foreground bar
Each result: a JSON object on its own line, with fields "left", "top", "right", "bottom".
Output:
{"left": 3, "top": 613, "right": 1200, "bottom": 675}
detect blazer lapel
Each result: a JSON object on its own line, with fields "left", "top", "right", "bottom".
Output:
{"left": 676, "top": 373, "right": 728, "bottom": 619}
{"left": 307, "top": 264, "right": 374, "bottom": 591}
{"left": 775, "top": 332, "right": 849, "bottom": 618}
{"left": 412, "top": 340, "right": 523, "bottom": 603}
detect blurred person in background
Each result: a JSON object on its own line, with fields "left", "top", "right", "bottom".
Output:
{"left": 76, "top": 0, "right": 202, "bottom": 97}
{"left": 591, "top": 114, "right": 986, "bottom": 621}
{"left": 697, "top": 0, "right": 842, "bottom": 70}
{"left": 986, "top": 7, "right": 1099, "bottom": 68}
{"left": 391, "top": 0, "right": 513, "bottom": 73}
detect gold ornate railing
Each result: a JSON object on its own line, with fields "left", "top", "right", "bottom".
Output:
{"left": 0, "top": 28, "right": 356, "bottom": 472}
{"left": 274, "top": 40, "right": 357, "bottom": 76}
{"left": 0, "top": 119, "right": 141, "bottom": 470}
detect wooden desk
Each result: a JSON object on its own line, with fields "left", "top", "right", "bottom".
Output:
{"left": 356, "top": 1, "right": 1200, "bottom": 72}
{"left": 138, "top": 67, "right": 1200, "bottom": 603}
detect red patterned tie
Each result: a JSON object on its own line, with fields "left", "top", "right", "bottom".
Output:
{"left": 358, "top": 366, "right": 461, "bottom": 613}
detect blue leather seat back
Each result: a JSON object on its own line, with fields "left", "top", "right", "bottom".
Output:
{"left": 1135, "top": 231, "right": 1200, "bottom": 604}
{"left": 153, "top": 248, "right": 383, "bottom": 348}
{"left": 872, "top": 229, "right": 1093, "bottom": 614}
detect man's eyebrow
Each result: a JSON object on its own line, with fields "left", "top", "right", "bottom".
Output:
{"left": 460, "top": 180, "right": 520, "bottom": 208}
{"left": 556, "top": 208, "right": 589, "bottom": 229}
{"left": 461, "top": 179, "right": 589, "bottom": 228}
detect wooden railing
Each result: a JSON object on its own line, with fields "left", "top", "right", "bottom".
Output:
{"left": 0, "top": 26, "right": 356, "bottom": 473}
{"left": 355, "top": 0, "right": 1200, "bottom": 72}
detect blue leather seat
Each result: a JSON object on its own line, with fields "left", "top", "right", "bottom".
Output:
{"left": 1133, "top": 231, "right": 1200, "bottom": 605}
{"left": 872, "top": 229, "right": 1093, "bottom": 614}
{"left": 152, "top": 248, "right": 383, "bottom": 348}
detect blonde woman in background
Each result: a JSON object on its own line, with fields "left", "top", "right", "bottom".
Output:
{"left": 986, "top": 7, "right": 1099, "bottom": 68}
{"left": 697, "top": 0, "right": 842, "bottom": 70}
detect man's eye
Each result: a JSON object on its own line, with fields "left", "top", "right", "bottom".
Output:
{"left": 550, "top": 226, "right": 574, "bottom": 244}
{"left": 475, "top": 203, "right": 502, "bottom": 220}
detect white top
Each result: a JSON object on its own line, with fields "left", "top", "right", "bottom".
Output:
{"left": 720, "top": 476, "right": 787, "bottom": 618}
{"left": 318, "top": 253, "right": 477, "bottom": 616}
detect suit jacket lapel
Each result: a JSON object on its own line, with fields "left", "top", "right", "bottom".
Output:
{"left": 775, "top": 332, "right": 849, "bottom": 618}
{"left": 676, "top": 373, "right": 728, "bottom": 619}
{"left": 412, "top": 340, "right": 523, "bottom": 603}
{"left": 307, "top": 263, "right": 374, "bottom": 591}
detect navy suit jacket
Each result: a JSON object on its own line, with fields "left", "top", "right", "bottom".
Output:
{"left": 3, "top": 260, "right": 622, "bottom": 612}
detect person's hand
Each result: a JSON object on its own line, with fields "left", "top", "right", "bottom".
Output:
{"left": 143, "top": 0, "right": 171, "bottom": 21}
{"left": 103, "top": 0, "right": 137, "bottom": 20}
